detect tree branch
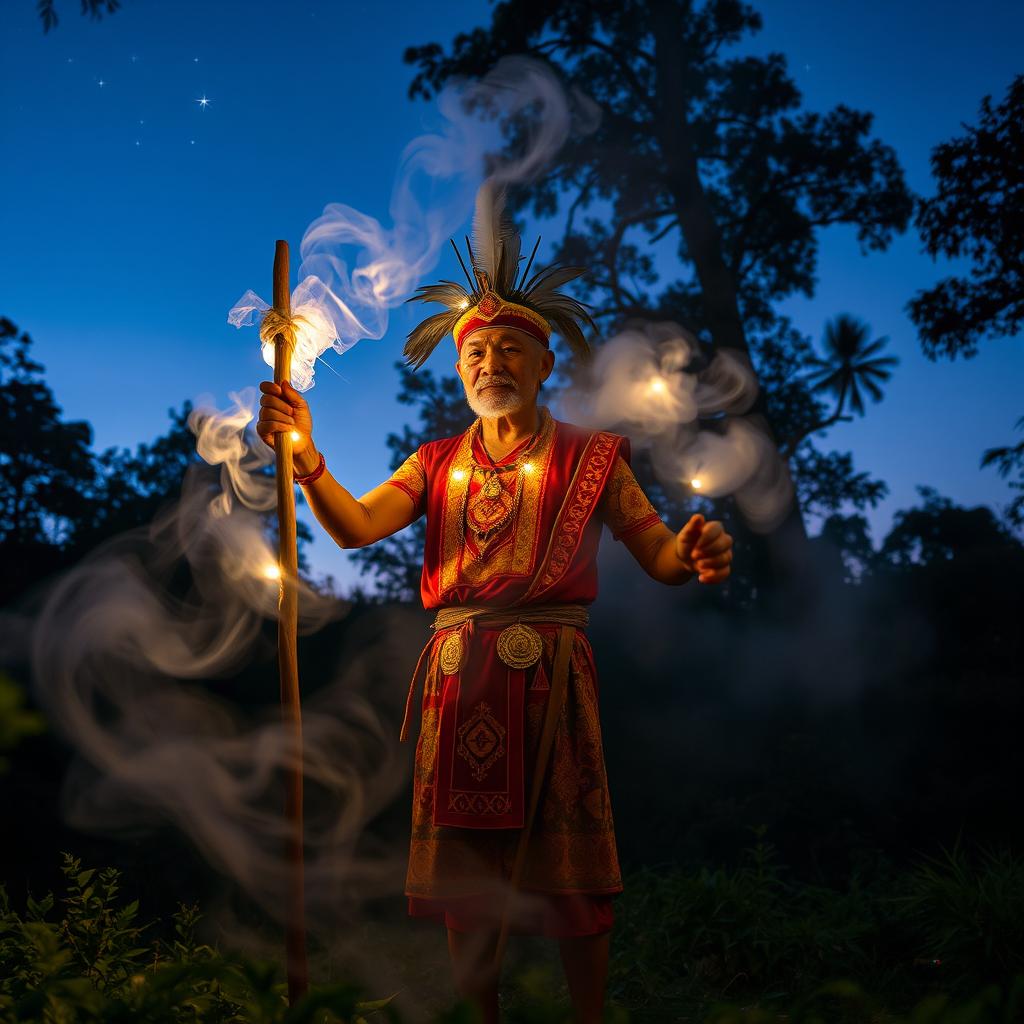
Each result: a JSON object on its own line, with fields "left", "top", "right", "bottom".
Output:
{"left": 780, "top": 409, "right": 855, "bottom": 458}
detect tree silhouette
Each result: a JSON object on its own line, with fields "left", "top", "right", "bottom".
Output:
{"left": 0, "top": 318, "right": 95, "bottom": 550}
{"left": 907, "top": 73, "right": 1024, "bottom": 528}
{"left": 0, "top": 319, "right": 314, "bottom": 604}
{"left": 877, "top": 484, "right": 1017, "bottom": 569}
{"left": 404, "top": 0, "right": 913, "bottom": 598}
{"left": 795, "top": 312, "right": 898, "bottom": 447}
{"left": 36, "top": 0, "right": 120, "bottom": 33}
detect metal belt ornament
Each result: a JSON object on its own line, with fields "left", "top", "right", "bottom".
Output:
{"left": 437, "top": 622, "right": 543, "bottom": 675}
{"left": 495, "top": 623, "right": 544, "bottom": 669}
{"left": 438, "top": 631, "right": 466, "bottom": 675}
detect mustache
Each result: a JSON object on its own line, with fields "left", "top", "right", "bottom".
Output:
{"left": 477, "top": 375, "right": 518, "bottom": 392}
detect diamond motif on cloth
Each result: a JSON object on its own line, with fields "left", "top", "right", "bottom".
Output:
{"left": 456, "top": 701, "right": 507, "bottom": 781}
{"left": 447, "top": 792, "right": 512, "bottom": 814}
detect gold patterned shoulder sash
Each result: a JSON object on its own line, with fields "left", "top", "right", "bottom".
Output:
{"left": 520, "top": 430, "right": 622, "bottom": 604}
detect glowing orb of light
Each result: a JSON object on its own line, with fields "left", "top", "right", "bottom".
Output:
{"left": 262, "top": 563, "right": 282, "bottom": 580}
{"left": 289, "top": 431, "right": 301, "bottom": 442}
{"left": 647, "top": 377, "right": 668, "bottom": 396}
{"left": 451, "top": 468, "right": 466, "bottom": 482}
{"left": 521, "top": 461, "right": 535, "bottom": 475}
{"left": 691, "top": 478, "right": 703, "bottom": 489}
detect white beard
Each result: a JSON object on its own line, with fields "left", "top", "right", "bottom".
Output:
{"left": 464, "top": 377, "right": 531, "bottom": 419}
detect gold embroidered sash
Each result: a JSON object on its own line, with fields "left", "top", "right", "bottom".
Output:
{"left": 399, "top": 603, "right": 590, "bottom": 744}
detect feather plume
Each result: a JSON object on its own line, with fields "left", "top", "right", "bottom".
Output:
{"left": 403, "top": 308, "right": 463, "bottom": 369}
{"left": 471, "top": 180, "right": 517, "bottom": 287}
{"left": 532, "top": 291, "right": 596, "bottom": 363}
{"left": 406, "top": 280, "right": 473, "bottom": 308}
{"left": 521, "top": 264, "right": 587, "bottom": 299}
{"left": 404, "top": 181, "right": 596, "bottom": 371}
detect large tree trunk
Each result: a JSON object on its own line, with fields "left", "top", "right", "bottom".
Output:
{"left": 650, "top": 0, "right": 814, "bottom": 607}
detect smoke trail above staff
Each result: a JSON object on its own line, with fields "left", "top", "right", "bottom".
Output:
{"left": 228, "top": 55, "right": 601, "bottom": 390}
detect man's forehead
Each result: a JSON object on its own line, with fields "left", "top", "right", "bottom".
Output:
{"left": 463, "top": 326, "right": 541, "bottom": 346}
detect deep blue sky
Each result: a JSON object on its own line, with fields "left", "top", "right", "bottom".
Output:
{"left": 3, "top": 0, "right": 1021, "bottom": 592}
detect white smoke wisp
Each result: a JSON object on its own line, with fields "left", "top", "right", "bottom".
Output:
{"left": 229, "top": 54, "right": 601, "bottom": 391}
{"left": 21, "top": 389, "right": 419, "bottom": 934}
{"left": 555, "top": 321, "right": 794, "bottom": 532}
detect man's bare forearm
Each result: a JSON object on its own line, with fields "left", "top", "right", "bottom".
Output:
{"left": 647, "top": 531, "right": 696, "bottom": 585}
{"left": 293, "top": 447, "right": 373, "bottom": 548}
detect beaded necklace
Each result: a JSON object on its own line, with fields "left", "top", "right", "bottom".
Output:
{"left": 465, "top": 414, "right": 545, "bottom": 546}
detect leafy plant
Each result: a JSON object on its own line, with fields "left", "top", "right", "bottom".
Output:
{"left": 0, "top": 852, "right": 401, "bottom": 1023}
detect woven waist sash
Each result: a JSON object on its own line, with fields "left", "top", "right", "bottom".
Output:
{"left": 398, "top": 603, "right": 590, "bottom": 743}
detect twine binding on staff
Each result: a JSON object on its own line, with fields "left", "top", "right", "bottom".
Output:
{"left": 258, "top": 308, "right": 312, "bottom": 351}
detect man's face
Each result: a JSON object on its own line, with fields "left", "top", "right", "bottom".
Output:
{"left": 455, "top": 327, "right": 555, "bottom": 418}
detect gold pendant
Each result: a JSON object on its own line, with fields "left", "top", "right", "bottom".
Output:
{"left": 483, "top": 472, "right": 502, "bottom": 499}
{"left": 496, "top": 623, "right": 543, "bottom": 669}
{"left": 439, "top": 632, "right": 465, "bottom": 675}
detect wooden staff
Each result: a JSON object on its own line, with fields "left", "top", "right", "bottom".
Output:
{"left": 271, "top": 239, "right": 308, "bottom": 1003}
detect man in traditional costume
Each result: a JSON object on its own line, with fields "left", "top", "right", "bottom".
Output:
{"left": 257, "top": 183, "right": 734, "bottom": 1024}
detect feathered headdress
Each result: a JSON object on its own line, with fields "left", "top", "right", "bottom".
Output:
{"left": 403, "top": 180, "right": 596, "bottom": 369}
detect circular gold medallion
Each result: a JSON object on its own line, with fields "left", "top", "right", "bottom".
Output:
{"left": 438, "top": 632, "right": 464, "bottom": 675}
{"left": 496, "top": 623, "right": 543, "bottom": 669}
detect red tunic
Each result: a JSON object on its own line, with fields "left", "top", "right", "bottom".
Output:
{"left": 384, "top": 406, "right": 663, "bottom": 935}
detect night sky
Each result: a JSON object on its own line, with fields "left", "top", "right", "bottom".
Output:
{"left": 3, "top": 0, "right": 1021, "bottom": 592}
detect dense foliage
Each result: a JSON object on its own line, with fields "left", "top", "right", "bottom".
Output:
{"left": 2, "top": 844, "right": 1022, "bottom": 1022}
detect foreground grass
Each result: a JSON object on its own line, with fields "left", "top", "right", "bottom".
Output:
{"left": 2, "top": 834, "right": 1022, "bottom": 1022}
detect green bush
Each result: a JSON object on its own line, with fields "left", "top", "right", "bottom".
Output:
{"left": 0, "top": 852, "right": 399, "bottom": 1023}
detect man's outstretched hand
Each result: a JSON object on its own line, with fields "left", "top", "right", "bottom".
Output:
{"left": 674, "top": 514, "right": 734, "bottom": 584}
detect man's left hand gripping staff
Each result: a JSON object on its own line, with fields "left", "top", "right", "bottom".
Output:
{"left": 674, "top": 514, "right": 734, "bottom": 584}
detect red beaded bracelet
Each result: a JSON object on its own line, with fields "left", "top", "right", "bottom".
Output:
{"left": 294, "top": 451, "right": 326, "bottom": 486}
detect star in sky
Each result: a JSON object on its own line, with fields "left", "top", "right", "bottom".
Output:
{"left": 98, "top": 79, "right": 106, "bottom": 87}
{"left": 196, "top": 95, "right": 211, "bottom": 109}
